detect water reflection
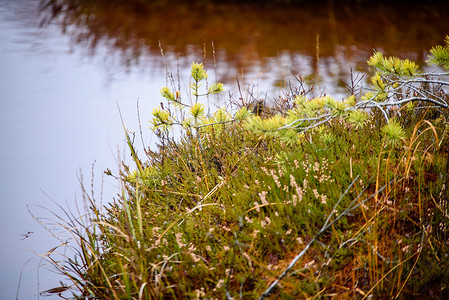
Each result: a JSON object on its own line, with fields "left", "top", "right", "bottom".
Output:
{"left": 39, "top": 0, "right": 449, "bottom": 98}
{"left": 0, "top": 0, "right": 164, "bottom": 298}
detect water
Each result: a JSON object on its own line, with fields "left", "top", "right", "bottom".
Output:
{"left": 0, "top": 0, "right": 163, "bottom": 298}
{"left": 0, "top": 0, "right": 448, "bottom": 298}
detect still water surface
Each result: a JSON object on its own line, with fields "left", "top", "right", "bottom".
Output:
{"left": 1, "top": 0, "right": 448, "bottom": 298}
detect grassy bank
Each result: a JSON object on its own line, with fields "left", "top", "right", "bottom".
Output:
{"left": 38, "top": 39, "right": 449, "bottom": 299}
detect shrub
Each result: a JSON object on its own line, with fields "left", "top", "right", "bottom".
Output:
{"left": 37, "top": 37, "right": 449, "bottom": 299}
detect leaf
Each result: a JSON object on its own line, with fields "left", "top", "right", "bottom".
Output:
{"left": 191, "top": 62, "right": 208, "bottom": 82}
{"left": 208, "top": 82, "right": 224, "bottom": 94}
{"left": 382, "top": 118, "right": 406, "bottom": 146}
{"left": 347, "top": 110, "right": 369, "bottom": 130}
{"left": 160, "top": 86, "right": 175, "bottom": 101}
{"left": 189, "top": 103, "right": 205, "bottom": 119}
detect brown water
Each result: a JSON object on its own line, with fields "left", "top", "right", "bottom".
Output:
{"left": 1, "top": 0, "right": 448, "bottom": 298}
{"left": 39, "top": 0, "right": 449, "bottom": 97}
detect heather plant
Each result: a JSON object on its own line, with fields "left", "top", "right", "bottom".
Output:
{"left": 36, "top": 38, "right": 449, "bottom": 299}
